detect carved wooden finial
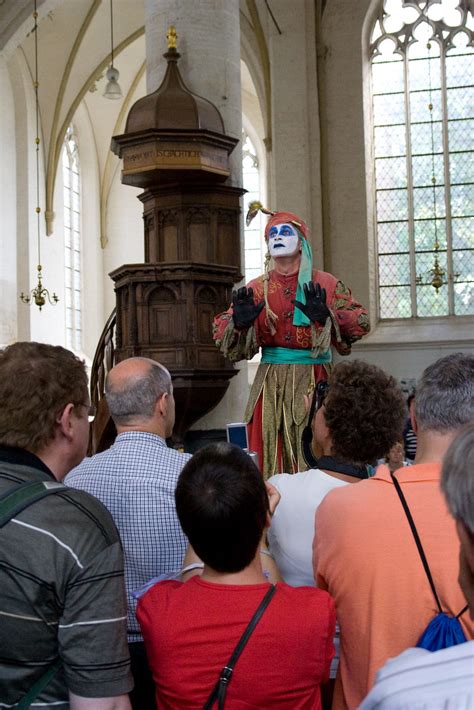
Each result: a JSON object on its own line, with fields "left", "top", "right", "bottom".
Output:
{"left": 167, "top": 25, "right": 177, "bottom": 50}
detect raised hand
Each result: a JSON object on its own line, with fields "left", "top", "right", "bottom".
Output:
{"left": 292, "top": 282, "right": 330, "bottom": 325}
{"left": 232, "top": 287, "right": 265, "bottom": 329}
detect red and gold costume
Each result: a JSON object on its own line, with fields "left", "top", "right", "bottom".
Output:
{"left": 213, "top": 210, "right": 370, "bottom": 477}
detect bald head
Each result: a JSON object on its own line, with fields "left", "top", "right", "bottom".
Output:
{"left": 105, "top": 358, "right": 172, "bottom": 428}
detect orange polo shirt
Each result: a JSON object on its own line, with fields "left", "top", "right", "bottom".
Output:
{"left": 313, "top": 462, "right": 472, "bottom": 710}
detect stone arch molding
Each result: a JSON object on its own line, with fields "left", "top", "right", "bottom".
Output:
{"left": 4, "top": 0, "right": 270, "bottom": 245}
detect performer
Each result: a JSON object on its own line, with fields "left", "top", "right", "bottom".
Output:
{"left": 213, "top": 203, "right": 369, "bottom": 477}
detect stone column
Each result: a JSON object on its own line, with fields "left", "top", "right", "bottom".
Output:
{"left": 266, "top": 0, "right": 324, "bottom": 261}
{"left": 144, "top": 0, "right": 248, "bottom": 430}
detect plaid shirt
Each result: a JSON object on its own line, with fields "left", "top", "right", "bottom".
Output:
{"left": 65, "top": 431, "right": 191, "bottom": 641}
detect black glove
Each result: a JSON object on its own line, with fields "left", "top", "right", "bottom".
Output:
{"left": 292, "top": 282, "right": 330, "bottom": 325}
{"left": 232, "top": 287, "right": 264, "bottom": 329}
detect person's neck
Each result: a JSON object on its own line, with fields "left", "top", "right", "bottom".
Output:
{"left": 413, "top": 429, "right": 456, "bottom": 465}
{"left": 273, "top": 254, "right": 301, "bottom": 276}
{"left": 200, "top": 553, "right": 268, "bottom": 586}
{"left": 116, "top": 422, "right": 167, "bottom": 439}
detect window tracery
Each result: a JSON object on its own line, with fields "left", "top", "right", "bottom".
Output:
{"left": 370, "top": 0, "right": 474, "bottom": 318}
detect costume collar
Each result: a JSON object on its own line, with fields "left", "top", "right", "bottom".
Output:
{"left": 375, "top": 462, "right": 442, "bottom": 483}
{"left": 0, "top": 445, "right": 55, "bottom": 480}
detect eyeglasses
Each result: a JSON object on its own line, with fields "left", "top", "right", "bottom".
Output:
{"left": 75, "top": 403, "right": 96, "bottom": 423}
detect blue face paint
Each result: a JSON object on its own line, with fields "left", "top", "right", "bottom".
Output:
{"left": 268, "top": 223, "right": 299, "bottom": 257}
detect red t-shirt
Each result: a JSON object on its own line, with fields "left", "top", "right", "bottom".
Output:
{"left": 137, "top": 577, "right": 335, "bottom": 709}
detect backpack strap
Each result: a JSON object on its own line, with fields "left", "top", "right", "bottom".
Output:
{"left": 391, "top": 472, "right": 443, "bottom": 614}
{"left": 0, "top": 480, "right": 65, "bottom": 528}
{"left": 15, "top": 659, "right": 62, "bottom": 710}
{"left": 203, "top": 584, "right": 276, "bottom": 710}
{"left": 0, "top": 480, "right": 65, "bottom": 706}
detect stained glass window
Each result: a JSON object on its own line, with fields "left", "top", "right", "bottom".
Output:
{"left": 370, "top": 0, "right": 474, "bottom": 319}
{"left": 242, "top": 132, "right": 264, "bottom": 283}
{"left": 62, "top": 126, "right": 82, "bottom": 351}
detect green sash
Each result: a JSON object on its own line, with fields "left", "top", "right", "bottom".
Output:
{"left": 261, "top": 346, "right": 332, "bottom": 364}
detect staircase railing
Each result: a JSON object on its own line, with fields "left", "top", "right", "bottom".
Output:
{"left": 89, "top": 308, "right": 116, "bottom": 453}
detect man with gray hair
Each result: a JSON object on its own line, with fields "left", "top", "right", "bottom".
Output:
{"left": 313, "top": 352, "right": 474, "bottom": 709}
{"left": 359, "top": 422, "right": 474, "bottom": 709}
{"left": 66, "top": 357, "right": 191, "bottom": 710}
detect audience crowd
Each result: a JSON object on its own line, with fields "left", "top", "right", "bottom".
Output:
{"left": 0, "top": 342, "right": 473, "bottom": 709}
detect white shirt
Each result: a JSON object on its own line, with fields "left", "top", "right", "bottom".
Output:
{"left": 358, "top": 641, "right": 474, "bottom": 710}
{"left": 267, "top": 468, "right": 348, "bottom": 587}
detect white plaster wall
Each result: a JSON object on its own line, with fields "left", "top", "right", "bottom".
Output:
{"left": 102, "top": 170, "right": 143, "bottom": 317}
{"left": 0, "top": 57, "right": 18, "bottom": 346}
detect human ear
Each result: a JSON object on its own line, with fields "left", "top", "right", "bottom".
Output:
{"left": 57, "top": 403, "right": 75, "bottom": 441}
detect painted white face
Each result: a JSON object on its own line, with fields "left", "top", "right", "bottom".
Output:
{"left": 268, "top": 223, "right": 300, "bottom": 257}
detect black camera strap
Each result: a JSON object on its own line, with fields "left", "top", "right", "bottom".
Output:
{"left": 203, "top": 584, "right": 276, "bottom": 710}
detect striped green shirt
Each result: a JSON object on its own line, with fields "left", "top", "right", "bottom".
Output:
{"left": 0, "top": 446, "right": 133, "bottom": 707}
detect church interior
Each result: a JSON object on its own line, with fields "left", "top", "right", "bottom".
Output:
{"left": 1, "top": 0, "right": 473, "bottom": 442}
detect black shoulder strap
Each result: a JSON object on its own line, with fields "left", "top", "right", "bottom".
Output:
{"left": 203, "top": 584, "right": 276, "bottom": 710}
{"left": 0, "top": 480, "right": 66, "bottom": 528}
{"left": 391, "top": 472, "right": 443, "bottom": 614}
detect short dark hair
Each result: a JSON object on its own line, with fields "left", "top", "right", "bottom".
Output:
{"left": 324, "top": 360, "right": 406, "bottom": 466}
{"left": 175, "top": 443, "right": 269, "bottom": 574}
{"left": 0, "top": 341, "right": 88, "bottom": 453}
{"left": 415, "top": 353, "right": 474, "bottom": 433}
{"left": 105, "top": 359, "right": 171, "bottom": 426}
{"left": 441, "top": 423, "right": 474, "bottom": 536}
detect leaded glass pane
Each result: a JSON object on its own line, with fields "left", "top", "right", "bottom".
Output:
{"left": 373, "top": 92, "right": 405, "bottom": 125}
{"left": 376, "top": 188, "right": 409, "bottom": 221}
{"left": 378, "top": 253, "right": 410, "bottom": 286}
{"left": 451, "top": 184, "right": 474, "bottom": 217}
{"left": 449, "top": 151, "right": 474, "bottom": 184}
{"left": 377, "top": 221, "right": 409, "bottom": 253}
{"left": 413, "top": 186, "right": 446, "bottom": 219}
{"left": 379, "top": 286, "right": 412, "bottom": 318}
{"left": 246, "top": 269, "right": 261, "bottom": 283}
{"left": 453, "top": 248, "right": 474, "bottom": 281}
{"left": 445, "top": 53, "right": 474, "bottom": 87}
{"left": 375, "top": 156, "right": 407, "bottom": 189}
{"left": 454, "top": 281, "right": 474, "bottom": 315}
{"left": 414, "top": 219, "right": 447, "bottom": 251}
{"left": 372, "top": 59, "right": 404, "bottom": 94}
{"left": 410, "top": 121, "right": 443, "bottom": 154}
{"left": 416, "top": 283, "right": 449, "bottom": 316}
{"left": 374, "top": 124, "right": 406, "bottom": 157}
{"left": 408, "top": 56, "right": 441, "bottom": 92}
{"left": 244, "top": 230, "right": 261, "bottom": 250}
{"left": 410, "top": 88, "right": 443, "bottom": 123}
{"left": 448, "top": 119, "right": 474, "bottom": 152}
{"left": 451, "top": 216, "right": 474, "bottom": 248}
{"left": 245, "top": 249, "right": 262, "bottom": 269}
{"left": 447, "top": 86, "right": 474, "bottom": 120}
{"left": 412, "top": 153, "right": 445, "bottom": 187}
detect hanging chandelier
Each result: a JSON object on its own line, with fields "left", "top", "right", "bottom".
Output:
{"left": 103, "top": 0, "right": 122, "bottom": 99}
{"left": 415, "top": 38, "right": 457, "bottom": 293}
{"left": 20, "top": 0, "right": 58, "bottom": 311}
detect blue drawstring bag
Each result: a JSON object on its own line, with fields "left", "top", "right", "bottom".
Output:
{"left": 392, "top": 472, "right": 468, "bottom": 652}
{"left": 417, "top": 611, "right": 467, "bottom": 651}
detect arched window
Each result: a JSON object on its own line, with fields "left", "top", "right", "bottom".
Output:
{"left": 370, "top": 0, "right": 474, "bottom": 319}
{"left": 62, "top": 126, "right": 82, "bottom": 351}
{"left": 242, "top": 131, "right": 264, "bottom": 283}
